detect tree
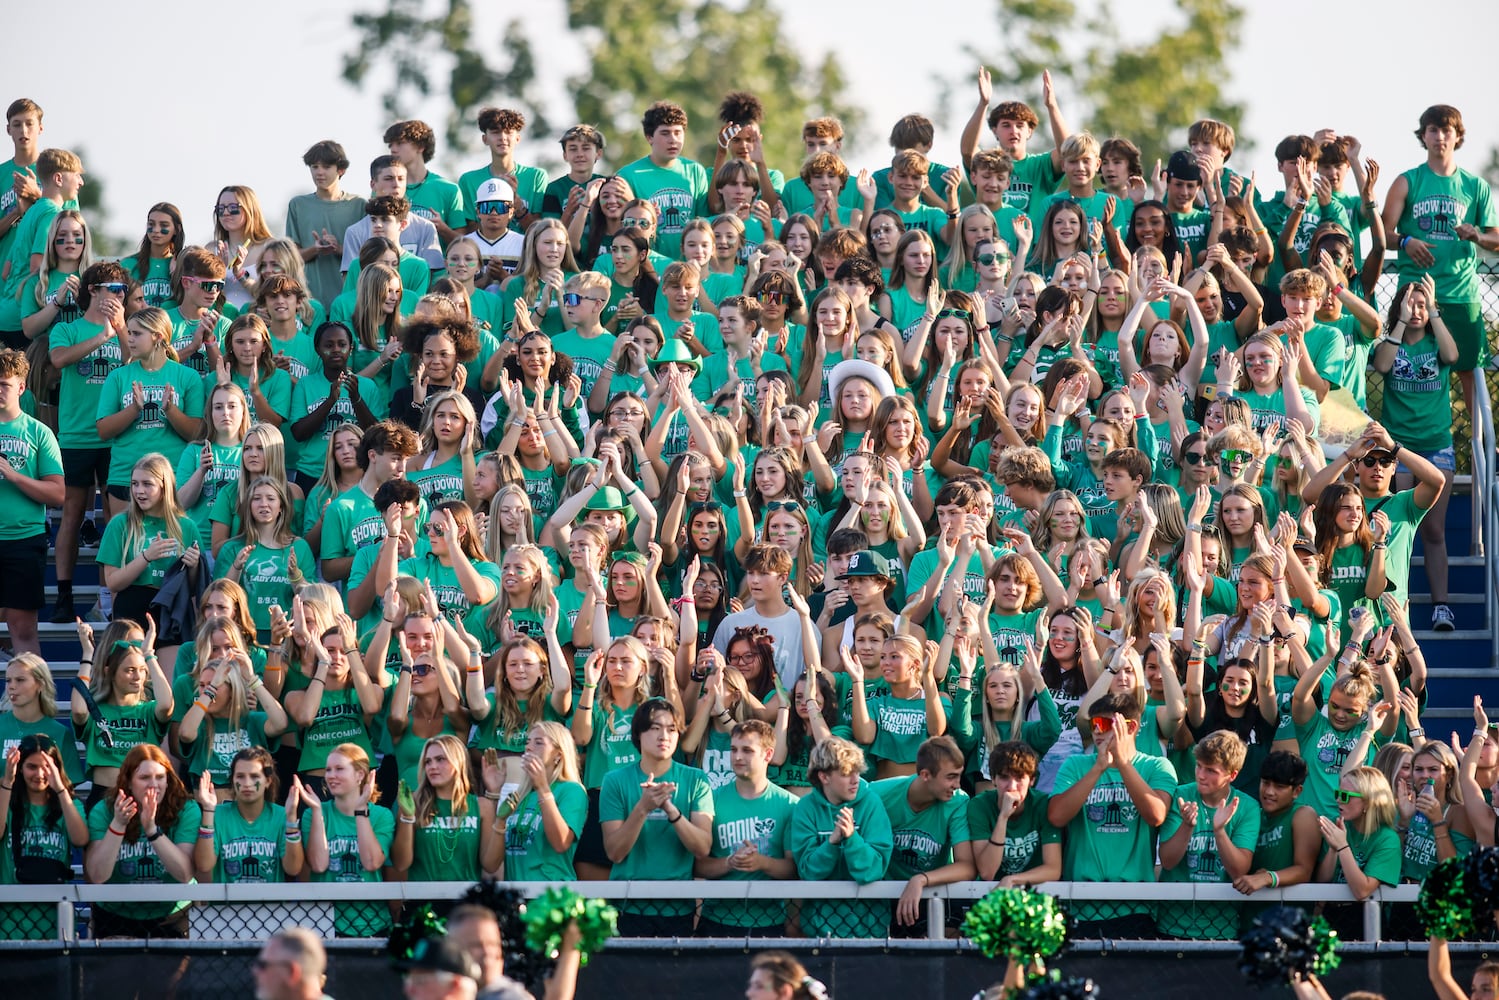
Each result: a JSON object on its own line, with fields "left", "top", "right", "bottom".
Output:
{"left": 970, "top": 0, "right": 1248, "bottom": 160}
{"left": 562, "top": 0, "right": 862, "bottom": 170}
{"left": 342, "top": 0, "right": 550, "bottom": 155}
{"left": 342, "top": 0, "right": 861, "bottom": 174}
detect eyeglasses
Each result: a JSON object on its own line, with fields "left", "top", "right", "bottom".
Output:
{"left": 1360, "top": 455, "right": 1395, "bottom": 468}
{"left": 92, "top": 282, "right": 128, "bottom": 296}
{"left": 758, "top": 291, "right": 788, "bottom": 305}
{"left": 562, "top": 293, "right": 604, "bottom": 306}
{"left": 1183, "top": 452, "right": 1208, "bottom": 466}
{"left": 973, "top": 253, "right": 1009, "bottom": 266}
{"left": 214, "top": 205, "right": 243, "bottom": 217}
{"left": 477, "top": 201, "right": 511, "bottom": 215}
{"left": 54, "top": 236, "right": 85, "bottom": 245}
{"left": 766, "top": 500, "right": 801, "bottom": 513}
{"left": 1332, "top": 789, "right": 1363, "bottom": 804}
{"left": 935, "top": 308, "right": 972, "bottom": 321}
{"left": 185, "top": 276, "right": 226, "bottom": 294}
{"left": 728, "top": 651, "right": 759, "bottom": 664}
{"left": 251, "top": 957, "right": 289, "bottom": 972}
{"left": 693, "top": 577, "right": 724, "bottom": 591}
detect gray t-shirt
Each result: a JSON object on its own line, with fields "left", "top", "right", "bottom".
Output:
{"left": 479, "top": 977, "right": 536, "bottom": 1000}
{"left": 711, "top": 606, "right": 806, "bottom": 688}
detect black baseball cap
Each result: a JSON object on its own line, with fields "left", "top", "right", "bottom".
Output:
{"left": 1165, "top": 150, "right": 1201, "bottom": 182}
{"left": 395, "top": 936, "right": 480, "bottom": 980}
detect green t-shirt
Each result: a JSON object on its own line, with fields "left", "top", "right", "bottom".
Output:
{"left": 0, "top": 714, "right": 83, "bottom": 784}
{"left": 967, "top": 791, "right": 1060, "bottom": 877}
{"left": 1368, "top": 489, "right": 1428, "bottom": 607}
{"left": 406, "top": 170, "right": 467, "bottom": 230}
{"left": 1402, "top": 810, "right": 1476, "bottom": 882}
{"left": 1293, "top": 711, "right": 1373, "bottom": 819}
{"left": 407, "top": 451, "right": 467, "bottom": 508}
{"left": 296, "top": 685, "right": 374, "bottom": 772}
{"left": 1335, "top": 823, "right": 1401, "bottom": 888}
{"left": 872, "top": 774, "right": 971, "bottom": 880}
{"left": 549, "top": 327, "right": 617, "bottom": 403}
{"left": 0, "top": 197, "right": 63, "bottom": 330}
{"left": 289, "top": 371, "right": 384, "bottom": 479}
{"left": 86, "top": 797, "right": 202, "bottom": 920}
{"left": 266, "top": 326, "right": 321, "bottom": 381}
{"left": 95, "top": 359, "right": 205, "bottom": 486}
{"left": 98, "top": 514, "right": 182, "bottom": 591}
{"left": 320, "top": 484, "right": 384, "bottom": 562}
{"left": 581, "top": 702, "right": 640, "bottom": 790}
{"left": 1155, "top": 783, "right": 1262, "bottom": 939}
{"left": 1393, "top": 163, "right": 1497, "bottom": 302}
{"left": 285, "top": 191, "right": 368, "bottom": 307}
{"left": 614, "top": 156, "right": 710, "bottom": 258}
{"left": 1382, "top": 334, "right": 1453, "bottom": 451}
{"left": 163, "top": 307, "right": 231, "bottom": 377}
{"left": 1052, "top": 751, "right": 1178, "bottom": 920}
{"left": 1001, "top": 151, "right": 1063, "bottom": 215}
{"left": 0, "top": 410, "right": 61, "bottom": 540}
{"left": 18, "top": 270, "right": 84, "bottom": 343}
{"left": 504, "top": 780, "right": 588, "bottom": 881}
{"left": 407, "top": 795, "right": 485, "bottom": 882}
{"left": 701, "top": 780, "right": 799, "bottom": 929}
{"left": 864, "top": 689, "right": 953, "bottom": 765}
{"left": 600, "top": 759, "right": 714, "bottom": 914}
{"left": 50, "top": 317, "right": 125, "bottom": 449}
{"left": 118, "top": 255, "right": 175, "bottom": 309}
{"left": 207, "top": 800, "right": 290, "bottom": 883}
{"left": 174, "top": 441, "right": 243, "bottom": 550}
{"left": 180, "top": 712, "right": 272, "bottom": 786}
{"left": 214, "top": 538, "right": 317, "bottom": 632}
{"left": 302, "top": 803, "right": 396, "bottom": 936}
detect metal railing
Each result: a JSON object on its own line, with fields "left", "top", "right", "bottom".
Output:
{"left": 0, "top": 880, "right": 1422, "bottom": 948}
{"left": 1476, "top": 371, "right": 1499, "bottom": 663}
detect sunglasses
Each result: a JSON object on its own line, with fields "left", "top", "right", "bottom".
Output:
{"left": 1091, "top": 717, "right": 1114, "bottom": 734}
{"left": 766, "top": 500, "right": 801, "bottom": 513}
{"left": 92, "top": 282, "right": 128, "bottom": 295}
{"left": 620, "top": 217, "right": 651, "bottom": 229}
{"left": 973, "top": 253, "right": 1009, "bottom": 266}
{"left": 425, "top": 522, "right": 446, "bottom": 536}
{"left": 477, "top": 201, "right": 511, "bottom": 215}
{"left": 689, "top": 501, "right": 724, "bottom": 515}
{"left": 185, "top": 276, "right": 226, "bottom": 294}
{"left": 412, "top": 662, "right": 434, "bottom": 677}
{"left": 1360, "top": 455, "right": 1395, "bottom": 468}
{"left": 214, "top": 205, "right": 243, "bottom": 217}
{"left": 562, "top": 292, "right": 603, "bottom": 307}
{"left": 1183, "top": 452, "right": 1208, "bottom": 466}
{"left": 935, "top": 308, "right": 972, "bottom": 321}
{"left": 54, "top": 235, "right": 85, "bottom": 245}
{"left": 18, "top": 734, "right": 56, "bottom": 752}
{"left": 1333, "top": 789, "right": 1364, "bottom": 804}
{"left": 1220, "top": 449, "right": 1252, "bottom": 464}
{"left": 758, "top": 290, "right": 788, "bottom": 305}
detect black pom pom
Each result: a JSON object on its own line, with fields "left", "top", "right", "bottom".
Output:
{"left": 1237, "top": 906, "right": 1337, "bottom": 988}
{"left": 459, "top": 880, "right": 554, "bottom": 994}
{"left": 1464, "top": 847, "right": 1499, "bottom": 913}
{"left": 386, "top": 903, "right": 447, "bottom": 962}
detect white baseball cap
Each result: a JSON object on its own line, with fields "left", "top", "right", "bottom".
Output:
{"left": 475, "top": 178, "right": 516, "bottom": 204}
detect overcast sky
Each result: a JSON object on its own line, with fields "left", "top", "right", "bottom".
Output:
{"left": 17, "top": 0, "right": 1499, "bottom": 247}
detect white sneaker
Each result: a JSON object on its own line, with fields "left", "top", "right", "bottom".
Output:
{"left": 1431, "top": 605, "right": 1456, "bottom": 632}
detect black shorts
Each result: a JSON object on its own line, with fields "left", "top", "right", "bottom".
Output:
{"left": 61, "top": 448, "right": 110, "bottom": 490}
{"left": 0, "top": 329, "right": 25, "bottom": 352}
{"left": 106, "top": 484, "right": 129, "bottom": 502}
{"left": 574, "top": 786, "right": 611, "bottom": 870}
{"left": 0, "top": 533, "right": 47, "bottom": 611}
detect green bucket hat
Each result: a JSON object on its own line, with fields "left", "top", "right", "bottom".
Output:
{"left": 647, "top": 337, "right": 703, "bottom": 374}
{"left": 582, "top": 485, "right": 633, "bottom": 513}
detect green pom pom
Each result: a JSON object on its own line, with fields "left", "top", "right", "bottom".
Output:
{"left": 1418, "top": 856, "right": 1478, "bottom": 940}
{"left": 522, "top": 888, "right": 618, "bottom": 968}
{"left": 1307, "top": 917, "right": 1341, "bottom": 977}
{"left": 961, "top": 887, "right": 1068, "bottom": 963}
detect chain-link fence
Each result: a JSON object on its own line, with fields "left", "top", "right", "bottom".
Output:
{"left": 0, "top": 880, "right": 1431, "bottom": 945}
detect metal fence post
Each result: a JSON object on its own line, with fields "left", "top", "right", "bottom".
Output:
{"left": 1362, "top": 897, "right": 1381, "bottom": 942}
{"left": 926, "top": 895, "right": 945, "bottom": 941}
{"left": 57, "top": 899, "right": 75, "bottom": 945}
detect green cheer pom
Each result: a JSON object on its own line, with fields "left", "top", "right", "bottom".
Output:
{"left": 522, "top": 887, "right": 619, "bottom": 967}
{"left": 962, "top": 887, "right": 1068, "bottom": 963}
{"left": 1307, "top": 916, "right": 1340, "bottom": 977}
{"left": 1418, "top": 856, "right": 1478, "bottom": 941}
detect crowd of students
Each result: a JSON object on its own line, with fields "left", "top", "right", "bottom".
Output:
{"left": 0, "top": 75, "right": 1496, "bottom": 943}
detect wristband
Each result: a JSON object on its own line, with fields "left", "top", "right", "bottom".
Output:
{"left": 108, "top": 824, "right": 127, "bottom": 837}
{"left": 1269, "top": 870, "right": 1279, "bottom": 889}
{"left": 1399, "top": 234, "right": 1411, "bottom": 251}
{"left": 145, "top": 827, "right": 165, "bottom": 842}
{"left": 193, "top": 699, "right": 211, "bottom": 713}
{"left": 353, "top": 808, "right": 370, "bottom": 818}
{"left": 483, "top": 790, "right": 502, "bottom": 801}
{"left": 466, "top": 666, "right": 482, "bottom": 674}
{"left": 582, "top": 682, "right": 597, "bottom": 689}
{"left": 987, "top": 837, "right": 1005, "bottom": 847}
{"left": 399, "top": 815, "right": 416, "bottom": 824}
{"left": 198, "top": 828, "right": 215, "bottom": 840}
{"left": 667, "top": 810, "right": 684, "bottom": 824}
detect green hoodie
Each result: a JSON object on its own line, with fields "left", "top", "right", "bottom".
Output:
{"left": 789, "top": 777, "right": 894, "bottom": 938}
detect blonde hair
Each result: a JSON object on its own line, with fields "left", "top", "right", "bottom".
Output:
{"left": 485, "top": 483, "right": 536, "bottom": 560}
{"left": 328, "top": 743, "right": 379, "bottom": 802}
{"left": 236, "top": 475, "right": 297, "bottom": 547}
{"left": 0, "top": 652, "right": 59, "bottom": 719}
{"left": 509, "top": 721, "right": 580, "bottom": 806}
{"left": 486, "top": 543, "right": 555, "bottom": 635}
{"left": 190, "top": 615, "right": 252, "bottom": 751}
{"left": 34, "top": 210, "right": 92, "bottom": 306}
{"left": 513, "top": 218, "right": 580, "bottom": 305}
{"left": 1341, "top": 765, "right": 1397, "bottom": 837}
{"left": 418, "top": 389, "right": 481, "bottom": 456}
{"left": 314, "top": 422, "right": 364, "bottom": 502}
{"left": 121, "top": 453, "right": 189, "bottom": 559}
{"left": 352, "top": 263, "right": 402, "bottom": 351}
{"left": 808, "top": 735, "right": 866, "bottom": 789}
{"left": 253, "top": 238, "right": 318, "bottom": 324}
{"left": 125, "top": 306, "right": 179, "bottom": 364}
{"left": 413, "top": 734, "right": 473, "bottom": 827}
{"left": 201, "top": 381, "right": 252, "bottom": 444}
{"left": 598, "top": 636, "right": 652, "bottom": 718}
